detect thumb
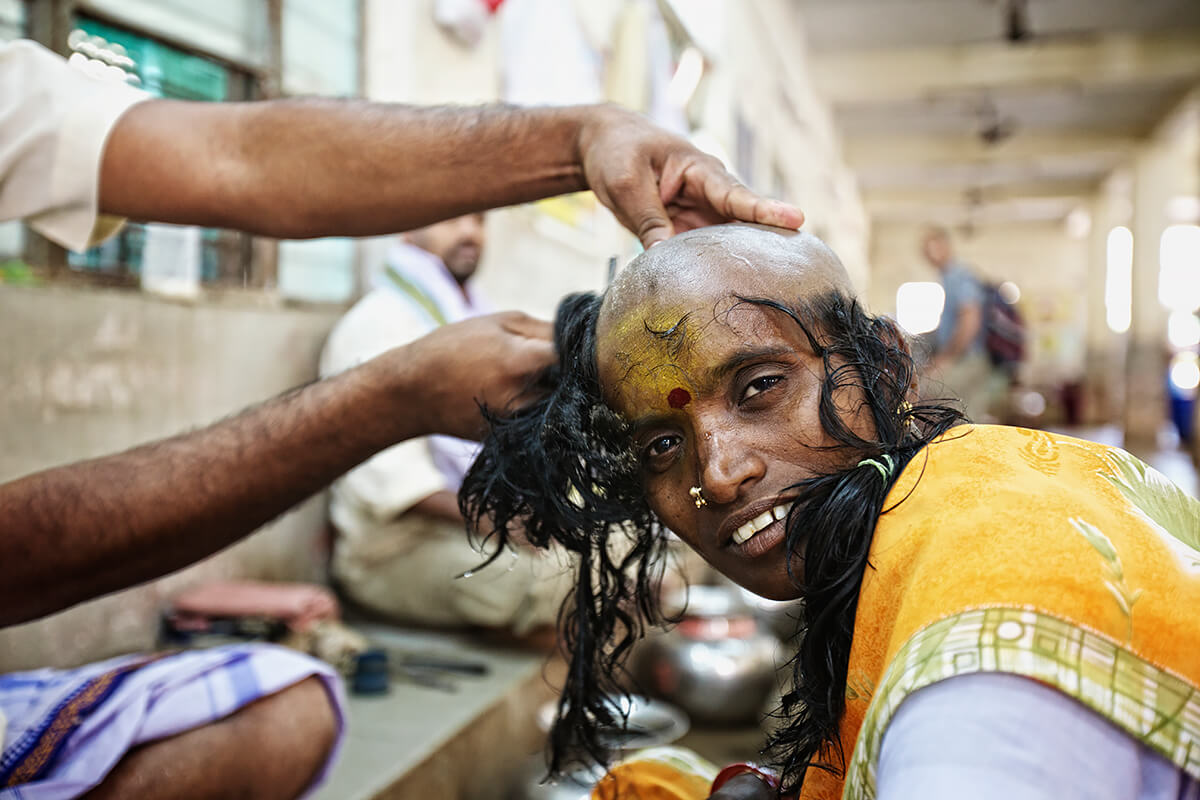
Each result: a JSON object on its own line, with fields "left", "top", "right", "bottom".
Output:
{"left": 621, "top": 176, "right": 675, "bottom": 248}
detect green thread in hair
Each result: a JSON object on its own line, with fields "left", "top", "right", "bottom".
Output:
{"left": 856, "top": 454, "right": 894, "bottom": 481}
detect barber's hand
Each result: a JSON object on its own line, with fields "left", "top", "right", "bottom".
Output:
{"left": 708, "top": 772, "right": 776, "bottom": 800}
{"left": 400, "top": 311, "right": 554, "bottom": 439}
{"left": 578, "top": 105, "right": 805, "bottom": 248}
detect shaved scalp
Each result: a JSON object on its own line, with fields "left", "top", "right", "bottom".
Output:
{"left": 600, "top": 223, "right": 855, "bottom": 329}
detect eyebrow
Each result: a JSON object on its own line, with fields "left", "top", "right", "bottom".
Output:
{"left": 623, "top": 345, "right": 798, "bottom": 434}
{"left": 705, "top": 345, "right": 797, "bottom": 385}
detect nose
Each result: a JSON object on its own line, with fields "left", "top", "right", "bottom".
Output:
{"left": 696, "top": 424, "right": 765, "bottom": 506}
{"left": 462, "top": 215, "right": 485, "bottom": 246}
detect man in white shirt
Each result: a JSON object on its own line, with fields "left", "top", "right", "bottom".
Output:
{"left": 322, "top": 215, "right": 571, "bottom": 634}
{"left": 0, "top": 38, "right": 802, "bottom": 800}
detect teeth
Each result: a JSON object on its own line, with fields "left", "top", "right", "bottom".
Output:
{"left": 731, "top": 503, "right": 794, "bottom": 545}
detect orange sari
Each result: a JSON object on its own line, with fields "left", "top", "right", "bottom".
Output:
{"left": 804, "top": 425, "right": 1200, "bottom": 799}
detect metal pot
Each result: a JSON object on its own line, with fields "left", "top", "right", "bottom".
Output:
{"left": 632, "top": 585, "right": 781, "bottom": 725}
{"left": 737, "top": 586, "right": 805, "bottom": 642}
{"left": 509, "top": 695, "right": 689, "bottom": 800}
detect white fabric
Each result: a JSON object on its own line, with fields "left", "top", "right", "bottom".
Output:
{"left": 0, "top": 40, "right": 148, "bottom": 252}
{"left": 320, "top": 242, "right": 490, "bottom": 551}
{"left": 878, "top": 672, "right": 1200, "bottom": 800}
{"left": 0, "top": 643, "right": 344, "bottom": 800}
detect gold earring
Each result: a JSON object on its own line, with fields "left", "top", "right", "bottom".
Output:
{"left": 898, "top": 400, "right": 918, "bottom": 435}
{"left": 689, "top": 486, "right": 707, "bottom": 508}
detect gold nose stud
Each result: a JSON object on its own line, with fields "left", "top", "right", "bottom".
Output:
{"left": 689, "top": 486, "right": 707, "bottom": 508}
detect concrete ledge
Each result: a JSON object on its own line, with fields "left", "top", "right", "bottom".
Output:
{"left": 312, "top": 624, "right": 562, "bottom": 800}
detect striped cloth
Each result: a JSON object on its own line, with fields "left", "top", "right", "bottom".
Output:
{"left": 0, "top": 643, "right": 344, "bottom": 799}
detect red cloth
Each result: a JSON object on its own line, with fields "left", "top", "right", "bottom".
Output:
{"left": 170, "top": 581, "right": 340, "bottom": 633}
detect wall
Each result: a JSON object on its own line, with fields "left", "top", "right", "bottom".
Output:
{"left": 0, "top": 287, "right": 340, "bottom": 670}
{"left": 359, "top": 0, "right": 871, "bottom": 316}
{"left": 709, "top": 0, "right": 872, "bottom": 290}
{"left": 360, "top": 0, "right": 624, "bottom": 316}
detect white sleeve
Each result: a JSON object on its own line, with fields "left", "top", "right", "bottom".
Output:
{"left": 0, "top": 40, "right": 149, "bottom": 252}
{"left": 322, "top": 292, "right": 450, "bottom": 520}
{"left": 876, "top": 672, "right": 1164, "bottom": 800}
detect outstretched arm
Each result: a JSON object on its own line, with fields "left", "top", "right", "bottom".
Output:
{"left": 100, "top": 101, "right": 802, "bottom": 249}
{"left": 0, "top": 312, "right": 552, "bottom": 628}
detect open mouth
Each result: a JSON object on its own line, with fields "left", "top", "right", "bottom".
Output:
{"left": 726, "top": 501, "right": 793, "bottom": 558}
{"left": 731, "top": 501, "right": 793, "bottom": 545}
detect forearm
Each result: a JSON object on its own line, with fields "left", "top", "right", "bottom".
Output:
{"left": 0, "top": 351, "right": 423, "bottom": 627}
{"left": 100, "top": 100, "right": 592, "bottom": 239}
{"left": 408, "top": 490, "right": 464, "bottom": 523}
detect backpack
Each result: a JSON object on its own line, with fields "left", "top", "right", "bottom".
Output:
{"left": 982, "top": 282, "right": 1026, "bottom": 369}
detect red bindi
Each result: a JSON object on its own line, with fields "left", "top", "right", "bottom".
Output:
{"left": 667, "top": 387, "right": 691, "bottom": 409}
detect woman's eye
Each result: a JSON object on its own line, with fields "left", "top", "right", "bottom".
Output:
{"left": 742, "top": 375, "right": 783, "bottom": 401}
{"left": 646, "top": 435, "right": 680, "bottom": 458}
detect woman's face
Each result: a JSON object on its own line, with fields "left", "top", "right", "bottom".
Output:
{"left": 596, "top": 260, "right": 869, "bottom": 600}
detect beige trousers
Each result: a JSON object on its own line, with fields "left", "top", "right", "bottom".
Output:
{"left": 332, "top": 514, "right": 574, "bottom": 635}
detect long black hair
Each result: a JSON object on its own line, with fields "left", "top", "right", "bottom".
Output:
{"left": 459, "top": 288, "right": 965, "bottom": 793}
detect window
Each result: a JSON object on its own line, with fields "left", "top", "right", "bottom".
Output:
{"left": 896, "top": 281, "right": 945, "bottom": 335}
{"left": 1106, "top": 226, "right": 1133, "bottom": 334}
{"left": 1159, "top": 224, "right": 1200, "bottom": 313}
{"left": 82, "top": 0, "right": 269, "bottom": 68}
{"left": 276, "top": 0, "right": 363, "bottom": 303}
{"left": 17, "top": 2, "right": 363, "bottom": 302}
{"left": 0, "top": 0, "right": 26, "bottom": 261}
{"left": 283, "top": 0, "right": 360, "bottom": 97}
{"left": 66, "top": 17, "right": 258, "bottom": 289}
{"left": 0, "top": 0, "right": 22, "bottom": 39}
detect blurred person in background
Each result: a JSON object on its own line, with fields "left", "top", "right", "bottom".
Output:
{"left": 321, "top": 214, "right": 573, "bottom": 635}
{"left": 919, "top": 225, "right": 995, "bottom": 420}
{"left": 0, "top": 39, "right": 802, "bottom": 800}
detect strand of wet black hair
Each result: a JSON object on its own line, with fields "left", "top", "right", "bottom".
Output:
{"left": 739, "top": 294, "right": 965, "bottom": 793}
{"left": 459, "top": 292, "right": 670, "bottom": 774}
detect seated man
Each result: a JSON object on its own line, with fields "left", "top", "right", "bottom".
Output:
{"left": 320, "top": 216, "right": 571, "bottom": 634}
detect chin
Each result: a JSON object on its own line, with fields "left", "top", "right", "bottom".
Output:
{"left": 730, "top": 573, "right": 803, "bottom": 602}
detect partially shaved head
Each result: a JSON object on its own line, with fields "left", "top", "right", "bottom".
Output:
{"left": 596, "top": 224, "right": 857, "bottom": 408}
{"left": 590, "top": 223, "right": 873, "bottom": 600}
{"left": 600, "top": 223, "right": 854, "bottom": 328}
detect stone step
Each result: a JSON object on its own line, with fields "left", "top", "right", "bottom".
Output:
{"left": 311, "top": 623, "right": 562, "bottom": 800}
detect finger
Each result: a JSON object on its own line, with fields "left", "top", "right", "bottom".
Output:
{"left": 499, "top": 311, "right": 553, "bottom": 342}
{"left": 508, "top": 335, "right": 556, "bottom": 372}
{"left": 697, "top": 168, "right": 805, "bottom": 229}
{"left": 611, "top": 171, "right": 675, "bottom": 249}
